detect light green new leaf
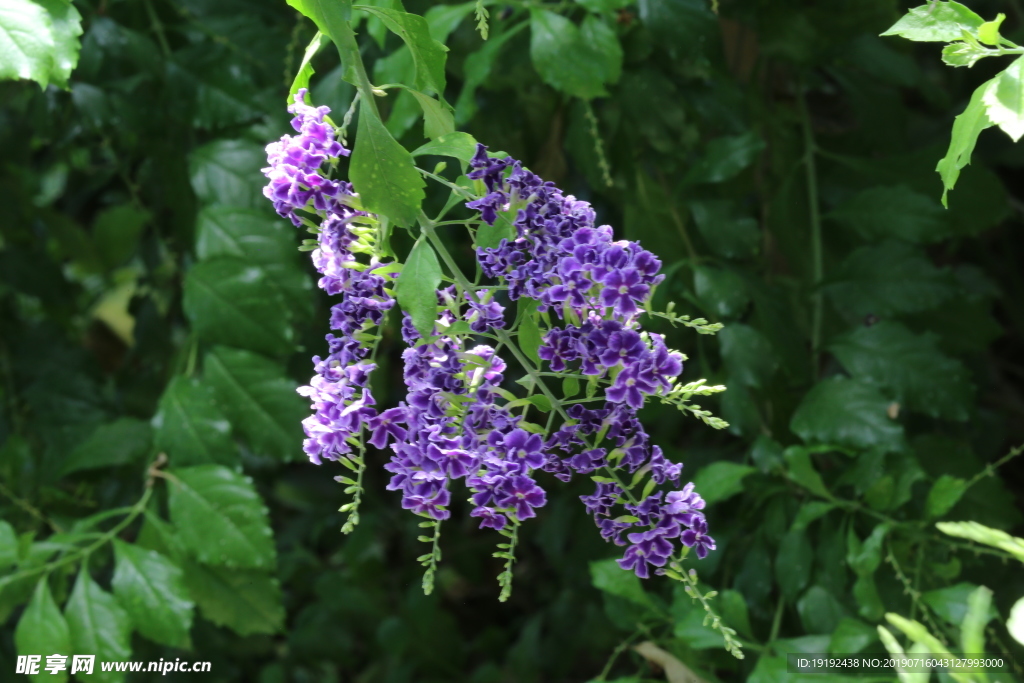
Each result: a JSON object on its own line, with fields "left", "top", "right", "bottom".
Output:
{"left": 32, "top": 0, "right": 81, "bottom": 88}
{"left": 1008, "top": 598, "right": 1024, "bottom": 646}
{"left": 350, "top": 102, "right": 425, "bottom": 227}
{"left": 412, "top": 131, "right": 478, "bottom": 162}
{"left": 406, "top": 89, "right": 454, "bottom": 140}
{"left": 289, "top": 31, "right": 326, "bottom": 101}
{"left": 925, "top": 475, "right": 967, "bottom": 519}
{"left": 168, "top": 465, "right": 276, "bottom": 570}
{"left": 396, "top": 238, "right": 442, "bottom": 338}
{"left": 16, "top": 578, "right": 71, "bottom": 683}
{"left": 942, "top": 42, "right": 987, "bottom": 68}
{"left": 828, "top": 321, "right": 974, "bottom": 421}
{"left": 983, "top": 56, "right": 1024, "bottom": 142}
{"left": 530, "top": 10, "right": 613, "bottom": 100}
{"left": 203, "top": 346, "right": 307, "bottom": 461}
{"left": 65, "top": 569, "right": 132, "bottom": 683}
{"left": 60, "top": 418, "right": 153, "bottom": 476}
{"left": 183, "top": 258, "right": 296, "bottom": 358}
{"left": 356, "top": 5, "right": 447, "bottom": 95}
{"left": 589, "top": 558, "right": 653, "bottom": 608}
{"left": 936, "top": 521, "right": 1024, "bottom": 562}
{"left": 153, "top": 377, "right": 236, "bottom": 467}
{"left": 692, "top": 462, "right": 755, "bottom": 504}
{"left": 828, "top": 185, "right": 949, "bottom": 244}
{"left": 977, "top": 12, "right": 1005, "bottom": 46}
{"left": 0, "top": 0, "right": 55, "bottom": 87}
{"left": 181, "top": 560, "right": 284, "bottom": 636}
{"left": 111, "top": 540, "right": 193, "bottom": 649}
{"left": 881, "top": 2, "right": 984, "bottom": 42}
{"left": 790, "top": 377, "right": 905, "bottom": 452}
{"left": 936, "top": 79, "right": 995, "bottom": 207}
{"left": 959, "top": 585, "right": 993, "bottom": 655}
{"left": 518, "top": 313, "right": 543, "bottom": 364}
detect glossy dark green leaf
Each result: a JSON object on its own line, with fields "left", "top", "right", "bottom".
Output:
{"left": 690, "top": 200, "right": 760, "bottom": 259}
{"left": 692, "top": 462, "right": 755, "bottom": 505}
{"left": 718, "top": 323, "right": 777, "bottom": 388}
{"left": 181, "top": 560, "right": 284, "bottom": 636}
{"left": 65, "top": 569, "right": 132, "bottom": 683}
{"left": 828, "top": 321, "right": 973, "bottom": 421}
{"left": 153, "top": 377, "right": 236, "bottom": 467}
{"left": 693, "top": 265, "right": 748, "bottom": 319}
{"left": 350, "top": 102, "right": 425, "bottom": 227}
{"left": 60, "top": 418, "right": 153, "bottom": 476}
{"left": 92, "top": 203, "right": 149, "bottom": 270}
{"left": 530, "top": 10, "right": 612, "bottom": 100}
{"left": 782, "top": 446, "right": 830, "bottom": 498}
{"left": 396, "top": 239, "right": 442, "bottom": 338}
{"left": 111, "top": 540, "right": 193, "bottom": 648}
{"left": 791, "top": 377, "right": 904, "bottom": 451}
{"left": 203, "top": 346, "right": 307, "bottom": 461}
{"left": 183, "top": 258, "right": 296, "bottom": 357}
{"left": 824, "top": 242, "right": 957, "bottom": 318}
{"left": 357, "top": 6, "right": 447, "bottom": 95}
{"left": 881, "top": 2, "right": 984, "bottom": 42}
{"left": 589, "top": 558, "right": 652, "bottom": 608}
{"left": 925, "top": 475, "right": 968, "bottom": 519}
{"left": 684, "top": 132, "right": 765, "bottom": 185}
{"left": 189, "top": 139, "right": 267, "bottom": 209}
{"left": 828, "top": 185, "right": 949, "bottom": 244}
{"left": 16, "top": 578, "right": 71, "bottom": 683}
{"left": 776, "top": 530, "right": 813, "bottom": 601}
{"left": 167, "top": 465, "right": 276, "bottom": 570}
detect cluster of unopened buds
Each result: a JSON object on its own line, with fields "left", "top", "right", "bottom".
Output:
{"left": 263, "top": 90, "right": 723, "bottom": 595}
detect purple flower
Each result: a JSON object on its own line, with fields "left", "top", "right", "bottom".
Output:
{"left": 600, "top": 270, "right": 648, "bottom": 316}
{"left": 471, "top": 506, "right": 508, "bottom": 531}
{"left": 402, "top": 483, "right": 452, "bottom": 521}
{"left": 368, "top": 407, "right": 408, "bottom": 449}
{"left": 680, "top": 517, "right": 716, "bottom": 559}
{"left": 617, "top": 532, "right": 674, "bottom": 579}
{"left": 502, "top": 429, "right": 545, "bottom": 471}
{"left": 495, "top": 475, "right": 547, "bottom": 520}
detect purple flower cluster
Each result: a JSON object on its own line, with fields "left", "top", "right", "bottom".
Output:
{"left": 466, "top": 144, "right": 715, "bottom": 577}
{"left": 368, "top": 300, "right": 547, "bottom": 527}
{"left": 263, "top": 89, "right": 395, "bottom": 465}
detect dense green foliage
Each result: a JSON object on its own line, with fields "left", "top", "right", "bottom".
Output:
{"left": 2, "top": 0, "right": 1024, "bottom": 681}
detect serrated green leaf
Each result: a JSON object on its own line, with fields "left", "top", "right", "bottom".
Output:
{"left": 983, "top": 56, "right": 1024, "bottom": 142}
{"left": 350, "top": 102, "right": 425, "bottom": 227}
{"left": 828, "top": 321, "right": 973, "bottom": 421}
{"left": 405, "top": 88, "right": 454, "bottom": 140}
{"left": 168, "top": 465, "right": 276, "bottom": 569}
{"left": 825, "top": 241, "right": 956, "bottom": 318}
{"left": 412, "top": 131, "right": 478, "bottom": 161}
{"left": 203, "top": 346, "right": 307, "bottom": 461}
{"left": 396, "top": 238, "right": 441, "bottom": 338}
{"left": 184, "top": 258, "right": 295, "bottom": 357}
{"left": 60, "top": 418, "right": 153, "bottom": 476}
{"left": 65, "top": 569, "right": 132, "bottom": 683}
{"left": 529, "top": 10, "right": 612, "bottom": 100}
{"left": 692, "top": 462, "right": 755, "bottom": 505}
{"left": 189, "top": 139, "right": 267, "bottom": 209}
{"left": 111, "top": 540, "right": 193, "bottom": 649}
{"left": 790, "top": 377, "right": 904, "bottom": 451}
{"left": 356, "top": 6, "right": 447, "bottom": 95}
{"left": 942, "top": 42, "right": 986, "bottom": 68}
{"left": 936, "top": 79, "right": 996, "bottom": 207}
{"left": 154, "top": 377, "right": 237, "bottom": 468}
{"left": 180, "top": 559, "right": 283, "bottom": 636}
{"left": 925, "top": 475, "right": 968, "bottom": 519}
{"left": 828, "top": 185, "right": 950, "bottom": 244}
{"left": 0, "top": 0, "right": 57, "bottom": 87}
{"left": 289, "top": 31, "right": 325, "bottom": 101}
{"left": 589, "top": 558, "right": 653, "bottom": 608}
{"left": 880, "top": 2, "right": 984, "bottom": 42}
{"left": 16, "top": 578, "right": 71, "bottom": 683}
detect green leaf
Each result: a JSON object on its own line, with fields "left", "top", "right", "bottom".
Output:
{"left": 0, "top": 520, "right": 16, "bottom": 570}
{"left": 782, "top": 446, "right": 830, "bottom": 498}
{"left": 529, "top": 10, "right": 613, "bottom": 100}
{"left": 824, "top": 242, "right": 957, "bottom": 318}
{"left": 35, "top": 0, "right": 82, "bottom": 88}
{"left": 847, "top": 524, "right": 888, "bottom": 576}
{"left": 153, "top": 377, "right": 237, "bottom": 467}
{"left": 562, "top": 376, "right": 580, "bottom": 399}
{"left": 424, "top": 1, "right": 475, "bottom": 42}
{"left": 180, "top": 560, "right": 284, "bottom": 636}
{"left": 792, "top": 501, "right": 836, "bottom": 532}
{"left": 983, "top": 56, "right": 1024, "bottom": 142}
{"left": 959, "top": 585, "right": 992, "bottom": 656}
{"left": 581, "top": 15, "right": 622, "bottom": 86}
{"left": 936, "top": 521, "right": 1024, "bottom": 562}
{"left": 637, "top": 0, "right": 715, "bottom": 56}
{"left": 194, "top": 206, "right": 313, "bottom": 317}
{"left": 797, "top": 585, "right": 845, "bottom": 634}
{"left": 923, "top": 582, "right": 999, "bottom": 627}
{"left": 289, "top": 31, "right": 326, "bottom": 101}
{"left": 718, "top": 323, "right": 777, "bottom": 388}
{"left": 167, "top": 465, "right": 276, "bottom": 570}
{"left": 684, "top": 131, "right": 765, "bottom": 185}
{"left": 412, "top": 131, "right": 479, "bottom": 161}
{"left": 1007, "top": 597, "right": 1024, "bottom": 646}
{"left": 405, "top": 89, "right": 454, "bottom": 140}
{"left": 92, "top": 204, "right": 150, "bottom": 270}
{"left": 65, "top": 569, "right": 132, "bottom": 683}
{"left": 853, "top": 574, "right": 884, "bottom": 621}
{"left": 719, "top": 589, "right": 753, "bottom": 638}
{"left": 776, "top": 530, "right": 813, "bottom": 601}
{"left": 183, "top": 258, "right": 296, "bottom": 357}
{"left": 455, "top": 21, "right": 526, "bottom": 123}
{"left": 526, "top": 394, "right": 552, "bottom": 413}
{"left": 286, "top": 0, "right": 351, "bottom": 39}
{"left": 925, "top": 475, "right": 968, "bottom": 519}
{"left": 689, "top": 200, "right": 760, "bottom": 259}
{"left": 942, "top": 42, "right": 987, "bottom": 68}
{"left": 880, "top": 2, "right": 985, "bottom": 42}
{"left": 692, "top": 462, "right": 755, "bottom": 505}
{"left": 350, "top": 102, "right": 425, "bottom": 227}
{"left": 111, "top": 540, "right": 193, "bottom": 649}
{"left": 936, "top": 79, "right": 995, "bottom": 207}
{"left": 16, "top": 578, "right": 71, "bottom": 683}
{"left": 189, "top": 140, "right": 267, "bottom": 209}
{"left": 203, "top": 346, "right": 307, "bottom": 461}
{"left": 356, "top": 6, "right": 447, "bottom": 95}
{"left": 828, "top": 185, "right": 949, "bottom": 244}
{"left": 829, "top": 617, "right": 877, "bottom": 655}
{"left": 828, "top": 321, "right": 973, "bottom": 421}
{"left": 589, "top": 558, "right": 653, "bottom": 608}
{"left": 60, "top": 418, "right": 153, "bottom": 476}
{"left": 790, "top": 377, "right": 904, "bottom": 452}
{"left": 575, "top": 0, "right": 631, "bottom": 13}
{"left": 978, "top": 13, "right": 1005, "bottom": 46}
{"left": 396, "top": 239, "right": 442, "bottom": 338}
{"left": 693, "top": 264, "right": 748, "bottom": 319}
{"left": 518, "top": 313, "right": 543, "bottom": 365}
{"left": 0, "top": 0, "right": 56, "bottom": 87}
